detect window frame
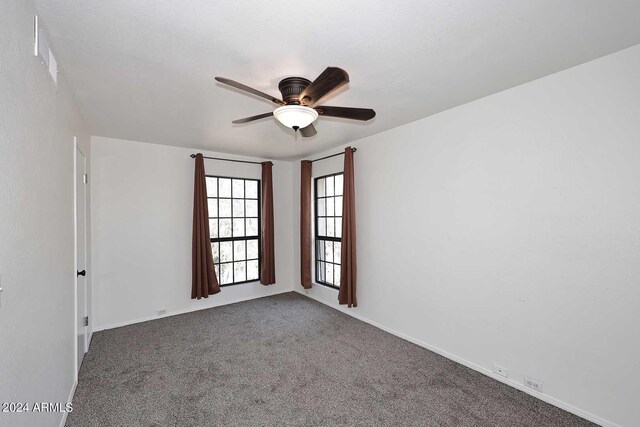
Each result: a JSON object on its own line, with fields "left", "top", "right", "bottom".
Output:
{"left": 314, "top": 172, "right": 343, "bottom": 290}
{"left": 206, "top": 174, "right": 261, "bottom": 287}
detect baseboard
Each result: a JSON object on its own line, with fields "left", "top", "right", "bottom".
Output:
{"left": 295, "top": 289, "right": 618, "bottom": 427}
{"left": 94, "top": 289, "right": 293, "bottom": 332}
{"left": 59, "top": 378, "right": 77, "bottom": 427}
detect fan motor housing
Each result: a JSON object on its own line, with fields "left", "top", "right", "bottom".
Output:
{"left": 278, "top": 77, "right": 311, "bottom": 105}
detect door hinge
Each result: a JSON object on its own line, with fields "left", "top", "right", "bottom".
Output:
{"left": 83, "top": 316, "right": 89, "bottom": 327}
{"left": 83, "top": 173, "right": 88, "bottom": 184}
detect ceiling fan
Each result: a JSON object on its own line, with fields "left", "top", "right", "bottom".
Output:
{"left": 214, "top": 67, "right": 376, "bottom": 137}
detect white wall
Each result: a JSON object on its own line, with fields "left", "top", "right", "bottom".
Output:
{"left": 0, "top": 2, "right": 90, "bottom": 426}
{"left": 293, "top": 45, "right": 640, "bottom": 427}
{"left": 90, "top": 137, "right": 294, "bottom": 330}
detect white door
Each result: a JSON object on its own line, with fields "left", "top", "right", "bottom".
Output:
{"left": 75, "top": 145, "right": 87, "bottom": 373}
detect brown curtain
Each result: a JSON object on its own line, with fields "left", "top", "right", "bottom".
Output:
{"left": 191, "top": 154, "right": 220, "bottom": 299}
{"left": 260, "top": 161, "right": 276, "bottom": 285}
{"left": 338, "top": 147, "right": 357, "bottom": 307}
{"left": 300, "top": 160, "right": 313, "bottom": 289}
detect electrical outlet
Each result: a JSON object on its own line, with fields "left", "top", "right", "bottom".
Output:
{"left": 524, "top": 376, "right": 543, "bottom": 392}
{"left": 492, "top": 364, "right": 509, "bottom": 378}
{"left": 156, "top": 309, "right": 167, "bottom": 316}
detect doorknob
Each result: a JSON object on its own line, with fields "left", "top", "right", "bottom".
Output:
{"left": 77, "top": 270, "right": 86, "bottom": 277}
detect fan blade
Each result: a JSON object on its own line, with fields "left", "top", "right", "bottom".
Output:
{"left": 299, "top": 67, "right": 349, "bottom": 106}
{"left": 315, "top": 106, "right": 376, "bottom": 121}
{"left": 299, "top": 124, "right": 317, "bottom": 137}
{"left": 215, "top": 77, "right": 285, "bottom": 106}
{"left": 232, "top": 112, "right": 274, "bottom": 124}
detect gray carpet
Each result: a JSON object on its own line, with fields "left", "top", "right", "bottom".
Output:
{"left": 67, "top": 292, "right": 595, "bottom": 426}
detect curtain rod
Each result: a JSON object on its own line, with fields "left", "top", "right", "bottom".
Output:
{"left": 190, "top": 154, "right": 266, "bottom": 165}
{"left": 310, "top": 147, "right": 357, "bottom": 163}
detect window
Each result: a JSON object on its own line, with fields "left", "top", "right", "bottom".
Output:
{"left": 315, "top": 173, "right": 343, "bottom": 289}
{"left": 206, "top": 176, "right": 260, "bottom": 286}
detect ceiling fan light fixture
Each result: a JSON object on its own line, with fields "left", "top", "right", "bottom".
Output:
{"left": 215, "top": 68, "right": 375, "bottom": 138}
{"left": 273, "top": 105, "right": 318, "bottom": 130}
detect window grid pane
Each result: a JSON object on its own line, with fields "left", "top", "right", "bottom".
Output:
{"left": 207, "top": 176, "right": 260, "bottom": 286}
{"left": 314, "top": 172, "right": 343, "bottom": 289}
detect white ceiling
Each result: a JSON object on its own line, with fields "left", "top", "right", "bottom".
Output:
{"left": 34, "top": 0, "right": 640, "bottom": 160}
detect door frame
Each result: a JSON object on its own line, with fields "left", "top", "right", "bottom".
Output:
{"left": 73, "top": 137, "right": 88, "bottom": 380}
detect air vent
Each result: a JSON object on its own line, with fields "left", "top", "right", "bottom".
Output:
{"left": 33, "top": 15, "right": 58, "bottom": 87}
